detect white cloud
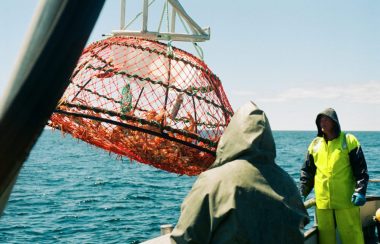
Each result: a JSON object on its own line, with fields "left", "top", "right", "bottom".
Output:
{"left": 232, "top": 81, "right": 380, "bottom": 104}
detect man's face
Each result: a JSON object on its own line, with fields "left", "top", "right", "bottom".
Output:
{"left": 319, "top": 115, "right": 334, "bottom": 133}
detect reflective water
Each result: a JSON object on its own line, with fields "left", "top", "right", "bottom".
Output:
{"left": 0, "top": 130, "right": 379, "bottom": 243}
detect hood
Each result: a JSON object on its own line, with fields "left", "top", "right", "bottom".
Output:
{"left": 211, "top": 101, "right": 276, "bottom": 168}
{"left": 315, "top": 108, "right": 341, "bottom": 137}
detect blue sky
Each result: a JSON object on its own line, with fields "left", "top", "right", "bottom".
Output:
{"left": 1, "top": 0, "right": 380, "bottom": 130}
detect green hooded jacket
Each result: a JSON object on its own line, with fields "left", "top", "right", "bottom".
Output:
{"left": 170, "top": 102, "right": 309, "bottom": 244}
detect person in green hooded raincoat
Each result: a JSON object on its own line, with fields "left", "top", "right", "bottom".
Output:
{"left": 170, "top": 101, "right": 309, "bottom": 244}
{"left": 300, "top": 108, "right": 369, "bottom": 244}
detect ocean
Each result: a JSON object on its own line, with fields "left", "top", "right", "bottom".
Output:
{"left": 0, "top": 130, "right": 379, "bottom": 243}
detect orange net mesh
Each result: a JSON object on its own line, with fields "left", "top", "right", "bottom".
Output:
{"left": 48, "top": 36, "right": 233, "bottom": 175}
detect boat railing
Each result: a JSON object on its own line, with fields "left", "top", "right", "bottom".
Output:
{"left": 144, "top": 180, "right": 380, "bottom": 243}
{"left": 303, "top": 179, "right": 380, "bottom": 243}
{"left": 304, "top": 179, "right": 380, "bottom": 210}
{"left": 304, "top": 198, "right": 316, "bottom": 210}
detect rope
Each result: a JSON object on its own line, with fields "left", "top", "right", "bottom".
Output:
{"left": 177, "top": 13, "right": 204, "bottom": 60}
{"left": 193, "top": 43, "right": 204, "bottom": 60}
{"left": 157, "top": 0, "right": 166, "bottom": 32}
{"left": 124, "top": 0, "right": 156, "bottom": 30}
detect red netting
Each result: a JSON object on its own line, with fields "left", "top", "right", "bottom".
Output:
{"left": 48, "top": 36, "right": 233, "bottom": 175}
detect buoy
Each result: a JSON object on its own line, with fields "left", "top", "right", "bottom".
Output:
{"left": 375, "top": 208, "right": 380, "bottom": 222}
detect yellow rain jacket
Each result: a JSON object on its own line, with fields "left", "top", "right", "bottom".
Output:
{"left": 299, "top": 108, "right": 369, "bottom": 244}
{"left": 306, "top": 133, "right": 361, "bottom": 209}
{"left": 300, "top": 108, "right": 369, "bottom": 209}
{"left": 171, "top": 102, "right": 309, "bottom": 244}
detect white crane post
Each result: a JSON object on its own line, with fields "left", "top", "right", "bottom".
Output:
{"left": 142, "top": 0, "right": 149, "bottom": 32}
{"left": 120, "top": 0, "right": 126, "bottom": 29}
{"left": 170, "top": 7, "right": 176, "bottom": 33}
{"left": 167, "top": 0, "right": 206, "bottom": 35}
{"left": 112, "top": 0, "right": 210, "bottom": 42}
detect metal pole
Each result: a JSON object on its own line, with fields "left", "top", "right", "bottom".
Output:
{"left": 170, "top": 7, "right": 176, "bottom": 33}
{"left": 167, "top": 0, "right": 206, "bottom": 35}
{"left": 369, "top": 179, "right": 380, "bottom": 183}
{"left": 142, "top": 0, "right": 148, "bottom": 32}
{"left": 0, "top": 0, "right": 104, "bottom": 215}
{"left": 120, "top": 0, "right": 126, "bottom": 29}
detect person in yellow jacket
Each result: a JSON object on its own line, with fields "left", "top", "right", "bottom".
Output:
{"left": 171, "top": 102, "right": 309, "bottom": 243}
{"left": 300, "top": 108, "right": 369, "bottom": 244}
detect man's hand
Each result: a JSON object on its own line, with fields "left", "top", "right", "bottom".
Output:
{"left": 351, "top": 193, "right": 366, "bottom": 206}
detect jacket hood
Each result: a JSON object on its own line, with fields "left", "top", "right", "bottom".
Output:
{"left": 211, "top": 101, "right": 276, "bottom": 168}
{"left": 315, "top": 108, "right": 341, "bottom": 137}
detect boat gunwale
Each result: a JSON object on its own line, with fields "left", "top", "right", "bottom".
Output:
{"left": 304, "top": 196, "right": 380, "bottom": 243}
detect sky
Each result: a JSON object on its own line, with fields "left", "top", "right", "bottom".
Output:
{"left": 1, "top": 0, "right": 380, "bottom": 131}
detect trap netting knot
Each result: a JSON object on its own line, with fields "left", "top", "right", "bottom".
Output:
{"left": 49, "top": 36, "right": 233, "bottom": 176}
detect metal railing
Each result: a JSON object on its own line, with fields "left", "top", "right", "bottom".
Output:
{"left": 304, "top": 179, "right": 380, "bottom": 209}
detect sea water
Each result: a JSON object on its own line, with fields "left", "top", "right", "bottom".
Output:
{"left": 0, "top": 130, "right": 379, "bottom": 243}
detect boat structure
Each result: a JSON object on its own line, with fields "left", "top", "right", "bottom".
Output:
{"left": 142, "top": 190, "right": 380, "bottom": 244}
{"left": 0, "top": 1, "right": 379, "bottom": 243}
{"left": 303, "top": 193, "right": 380, "bottom": 244}
{"left": 0, "top": 0, "right": 105, "bottom": 215}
